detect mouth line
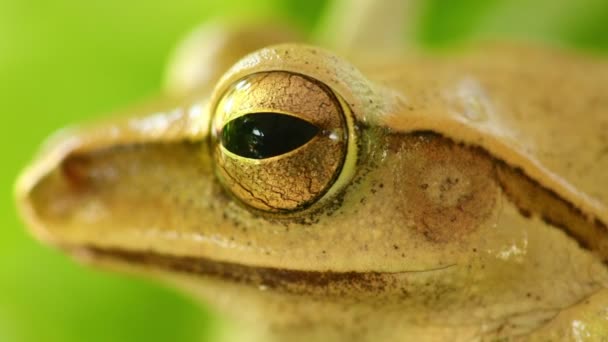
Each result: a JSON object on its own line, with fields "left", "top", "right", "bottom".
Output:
{"left": 73, "top": 245, "right": 456, "bottom": 296}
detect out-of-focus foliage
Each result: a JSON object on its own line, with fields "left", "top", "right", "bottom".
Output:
{"left": 1, "top": 1, "right": 606, "bottom": 341}
{"left": 418, "top": 0, "right": 608, "bottom": 51}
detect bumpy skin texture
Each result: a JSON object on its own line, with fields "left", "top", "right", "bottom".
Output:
{"left": 16, "top": 39, "right": 608, "bottom": 342}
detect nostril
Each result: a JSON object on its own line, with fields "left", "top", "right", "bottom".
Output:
{"left": 61, "top": 156, "right": 93, "bottom": 189}
{"left": 61, "top": 152, "right": 120, "bottom": 191}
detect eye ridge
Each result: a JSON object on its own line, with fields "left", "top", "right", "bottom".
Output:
{"left": 221, "top": 112, "right": 320, "bottom": 159}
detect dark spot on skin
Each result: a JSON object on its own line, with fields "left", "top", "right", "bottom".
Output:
{"left": 541, "top": 216, "right": 591, "bottom": 250}
{"left": 518, "top": 208, "right": 532, "bottom": 218}
{"left": 598, "top": 146, "right": 608, "bottom": 159}
{"left": 439, "top": 177, "right": 459, "bottom": 192}
{"left": 61, "top": 155, "right": 93, "bottom": 189}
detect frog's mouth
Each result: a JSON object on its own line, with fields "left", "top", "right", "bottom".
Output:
{"left": 68, "top": 245, "right": 456, "bottom": 296}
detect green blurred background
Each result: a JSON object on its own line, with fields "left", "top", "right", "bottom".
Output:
{"left": 1, "top": 0, "right": 607, "bottom": 341}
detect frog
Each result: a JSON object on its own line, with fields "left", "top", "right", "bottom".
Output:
{"left": 14, "top": 0, "right": 608, "bottom": 341}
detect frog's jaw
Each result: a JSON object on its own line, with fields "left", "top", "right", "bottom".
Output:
{"left": 72, "top": 244, "right": 608, "bottom": 342}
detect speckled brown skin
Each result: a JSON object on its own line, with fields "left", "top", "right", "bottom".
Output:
{"left": 15, "top": 24, "right": 608, "bottom": 342}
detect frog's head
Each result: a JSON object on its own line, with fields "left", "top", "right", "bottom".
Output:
{"left": 15, "top": 42, "right": 608, "bottom": 338}
{"left": 16, "top": 43, "right": 500, "bottom": 273}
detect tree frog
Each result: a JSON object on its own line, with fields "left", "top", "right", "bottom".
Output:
{"left": 15, "top": 1, "right": 608, "bottom": 341}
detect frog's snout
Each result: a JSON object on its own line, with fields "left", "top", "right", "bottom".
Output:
{"left": 15, "top": 127, "right": 98, "bottom": 246}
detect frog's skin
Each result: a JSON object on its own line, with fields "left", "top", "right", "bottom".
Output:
{"left": 15, "top": 1, "right": 608, "bottom": 341}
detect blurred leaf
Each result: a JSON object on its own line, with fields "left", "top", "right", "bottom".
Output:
{"left": 416, "top": 0, "right": 504, "bottom": 46}
{"left": 275, "top": 0, "right": 329, "bottom": 30}
{"left": 417, "top": 0, "right": 608, "bottom": 52}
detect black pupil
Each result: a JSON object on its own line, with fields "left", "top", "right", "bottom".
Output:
{"left": 220, "top": 113, "right": 320, "bottom": 159}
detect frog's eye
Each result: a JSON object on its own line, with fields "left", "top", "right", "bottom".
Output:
{"left": 211, "top": 71, "right": 352, "bottom": 212}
